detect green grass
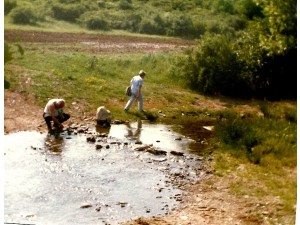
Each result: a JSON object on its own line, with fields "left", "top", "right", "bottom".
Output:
{"left": 5, "top": 41, "right": 201, "bottom": 120}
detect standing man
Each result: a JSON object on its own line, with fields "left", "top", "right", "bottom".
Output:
{"left": 43, "top": 99, "right": 70, "bottom": 132}
{"left": 124, "top": 70, "right": 146, "bottom": 112}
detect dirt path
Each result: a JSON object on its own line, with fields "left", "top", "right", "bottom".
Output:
{"left": 4, "top": 30, "right": 275, "bottom": 225}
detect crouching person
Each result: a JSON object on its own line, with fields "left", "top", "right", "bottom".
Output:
{"left": 96, "top": 106, "right": 111, "bottom": 127}
{"left": 43, "top": 99, "right": 70, "bottom": 132}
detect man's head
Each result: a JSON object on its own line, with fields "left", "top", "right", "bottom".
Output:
{"left": 57, "top": 99, "right": 65, "bottom": 108}
{"left": 139, "top": 70, "right": 146, "bottom": 78}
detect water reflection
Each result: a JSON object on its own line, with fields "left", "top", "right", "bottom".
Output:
{"left": 125, "top": 120, "right": 142, "bottom": 141}
{"left": 95, "top": 124, "right": 111, "bottom": 134}
{"left": 44, "top": 133, "right": 64, "bottom": 154}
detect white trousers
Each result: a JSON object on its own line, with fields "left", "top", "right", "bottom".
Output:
{"left": 124, "top": 93, "right": 143, "bottom": 111}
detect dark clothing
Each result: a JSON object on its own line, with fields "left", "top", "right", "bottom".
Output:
{"left": 43, "top": 113, "right": 70, "bottom": 130}
{"left": 96, "top": 119, "right": 111, "bottom": 127}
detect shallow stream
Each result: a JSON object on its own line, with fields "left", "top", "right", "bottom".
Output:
{"left": 4, "top": 121, "right": 207, "bottom": 225}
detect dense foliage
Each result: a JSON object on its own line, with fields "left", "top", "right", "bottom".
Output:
{"left": 4, "top": 0, "right": 296, "bottom": 100}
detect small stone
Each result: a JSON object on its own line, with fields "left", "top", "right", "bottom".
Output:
{"left": 96, "top": 144, "right": 102, "bottom": 150}
{"left": 170, "top": 150, "right": 184, "bottom": 156}
{"left": 80, "top": 203, "right": 93, "bottom": 208}
{"left": 87, "top": 135, "right": 96, "bottom": 142}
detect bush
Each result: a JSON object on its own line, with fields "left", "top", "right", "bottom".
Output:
{"left": 10, "top": 6, "right": 38, "bottom": 25}
{"left": 216, "top": 118, "right": 258, "bottom": 148}
{"left": 84, "top": 15, "right": 110, "bottom": 31}
{"left": 166, "top": 14, "right": 195, "bottom": 38}
{"left": 122, "top": 13, "right": 142, "bottom": 32}
{"left": 59, "top": 0, "right": 81, "bottom": 3}
{"left": 4, "top": 0, "right": 17, "bottom": 15}
{"left": 51, "top": 3, "right": 85, "bottom": 22}
{"left": 119, "top": 0, "right": 133, "bottom": 10}
{"left": 215, "top": 106, "right": 296, "bottom": 166}
{"left": 235, "top": 0, "right": 263, "bottom": 19}
{"left": 175, "top": 33, "right": 252, "bottom": 97}
{"left": 139, "top": 15, "right": 166, "bottom": 35}
{"left": 4, "top": 41, "right": 24, "bottom": 64}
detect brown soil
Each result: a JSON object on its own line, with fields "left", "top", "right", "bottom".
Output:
{"left": 4, "top": 29, "right": 196, "bottom": 54}
{"left": 4, "top": 30, "right": 289, "bottom": 225}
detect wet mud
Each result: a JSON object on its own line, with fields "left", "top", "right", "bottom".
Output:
{"left": 4, "top": 121, "right": 209, "bottom": 225}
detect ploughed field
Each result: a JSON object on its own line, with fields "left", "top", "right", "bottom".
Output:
{"left": 4, "top": 29, "right": 196, "bottom": 53}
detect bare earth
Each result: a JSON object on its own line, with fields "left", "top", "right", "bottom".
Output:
{"left": 4, "top": 30, "right": 291, "bottom": 225}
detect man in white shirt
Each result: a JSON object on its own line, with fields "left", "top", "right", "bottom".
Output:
{"left": 43, "top": 99, "right": 70, "bottom": 132}
{"left": 124, "top": 70, "right": 146, "bottom": 112}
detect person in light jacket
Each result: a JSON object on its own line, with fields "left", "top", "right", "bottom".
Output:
{"left": 124, "top": 70, "right": 146, "bottom": 112}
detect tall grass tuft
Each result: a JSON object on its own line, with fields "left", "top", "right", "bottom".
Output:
{"left": 215, "top": 106, "right": 296, "bottom": 166}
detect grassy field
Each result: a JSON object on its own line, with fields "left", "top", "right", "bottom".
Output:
{"left": 4, "top": 23, "right": 297, "bottom": 224}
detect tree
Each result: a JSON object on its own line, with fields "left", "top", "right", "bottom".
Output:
{"left": 254, "top": 0, "right": 296, "bottom": 56}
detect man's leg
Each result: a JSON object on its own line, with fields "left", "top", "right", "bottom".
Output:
{"left": 44, "top": 116, "right": 53, "bottom": 130}
{"left": 54, "top": 113, "right": 70, "bottom": 129}
{"left": 58, "top": 113, "right": 70, "bottom": 124}
{"left": 138, "top": 94, "right": 143, "bottom": 111}
{"left": 124, "top": 94, "right": 136, "bottom": 111}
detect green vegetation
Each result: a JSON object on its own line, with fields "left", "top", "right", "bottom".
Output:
{"left": 5, "top": 0, "right": 296, "bottom": 100}
{"left": 4, "top": 0, "right": 246, "bottom": 38}
{"left": 215, "top": 108, "right": 296, "bottom": 166}
{"left": 4, "top": 0, "right": 296, "bottom": 223}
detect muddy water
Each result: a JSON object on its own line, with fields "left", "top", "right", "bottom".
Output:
{"left": 4, "top": 121, "right": 205, "bottom": 225}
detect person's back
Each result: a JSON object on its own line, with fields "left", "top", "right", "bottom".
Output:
{"left": 44, "top": 99, "right": 64, "bottom": 117}
{"left": 124, "top": 70, "right": 146, "bottom": 112}
{"left": 130, "top": 75, "right": 143, "bottom": 94}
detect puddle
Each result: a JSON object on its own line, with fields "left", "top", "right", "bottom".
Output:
{"left": 4, "top": 121, "right": 204, "bottom": 225}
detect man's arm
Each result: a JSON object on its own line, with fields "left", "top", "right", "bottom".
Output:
{"left": 48, "top": 103, "right": 63, "bottom": 128}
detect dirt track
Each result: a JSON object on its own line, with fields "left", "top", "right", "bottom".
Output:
{"left": 4, "top": 29, "right": 196, "bottom": 53}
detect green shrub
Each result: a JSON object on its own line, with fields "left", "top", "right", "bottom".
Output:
{"left": 139, "top": 15, "right": 166, "bottom": 35}
{"left": 5, "top": 43, "right": 25, "bottom": 66}
{"left": 216, "top": 117, "right": 258, "bottom": 149}
{"left": 119, "top": 0, "right": 133, "bottom": 10}
{"left": 215, "top": 108, "right": 296, "bottom": 166}
{"left": 51, "top": 3, "right": 85, "bottom": 22}
{"left": 4, "top": 42, "right": 14, "bottom": 64}
{"left": 211, "top": 0, "right": 235, "bottom": 14}
{"left": 284, "top": 108, "right": 297, "bottom": 123}
{"left": 166, "top": 14, "right": 195, "bottom": 38}
{"left": 235, "top": 0, "right": 263, "bottom": 19}
{"left": 59, "top": 0, "right": 81, "bottom": 3}
{"left": 215, "top": 116, "right": 263, "bottom": 164}
{"left": 4, "top": 0, "right": 17, "bottom": 15}
{"left": 174, "top": 33, "right": 252, "bottom": 97}
{"left": 259, "top": 102, "right": 297, "bottom": 123}
{"left": 216, "top": 109, "right": 238, "bottom": 120}
{"left": 82, "top": 14, "right": 110, "bottom": 30}
{"left": 10, "top": 5, "right": 38, "bottom": 25}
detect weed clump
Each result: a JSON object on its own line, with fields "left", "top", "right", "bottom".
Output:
{"left": 215, "top": 108, "right": 296, "bottom": 166}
